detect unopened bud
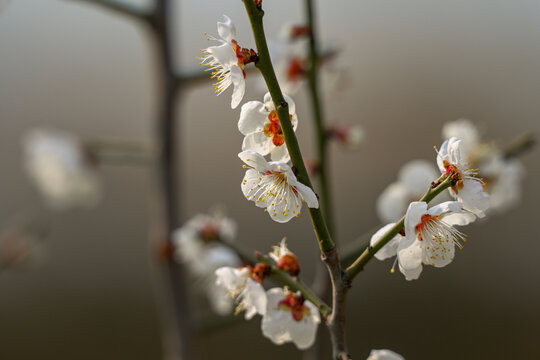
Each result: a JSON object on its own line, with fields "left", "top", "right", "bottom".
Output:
{"left": 277, "top": 253, "right": 300, "bottom": 276}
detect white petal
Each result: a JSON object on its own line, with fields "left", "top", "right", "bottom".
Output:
{"left": 261, "top": 288, "right": 292, "bottom": 345}
{"left": 441, "top": 211, "right": 477, "bottom": 226}
{"left": 427, "top": 201, "right": 463, "bottom": 217}
{"left": 238, "top": 100, "right": 268, "bottom": 135}
{"left": 242, "top": 132, "right": 273, "bottom": 155}
{"left": 206, "top": 276, "right": 234, "bottom": 315}
{"left": 242, "top": 279, "right": 268, "bottom": 319}
{"left": 205, "top": 42, "right": 236, "bottom": 68}
{"left": 230, "top": 66, "right": 246, "bottom": 109}
{"left": 294, "top": 182, "right": 319, "bottom": 209}
{"left": 442, "top": 118, "right": 479, "bottom": 156}
{"left": 287, "top": 300, "right": 320, "bottom": 350}
{"left": 398, "top": 160, "right": 439, "bottom": 197}
{"left": 270, "top": 143, "right": 290, "bottom": 163}
{"left": 367, "top": 349, "right": 405, "bottom": 360}
{"left": 376, "top": 182, "right": 410, "bottom": 223}
{"left": 266, "top": 189, "right": 297, "bottom": 223}
{"left": 424, "top": 235, "right": 455, "bottom": 268}
{"left": 404, "top": 202, "right": 427, "bottom": 240}
{"left": 458, "top": 179, "right": 490, "bottom": 216}
{"left": 397, "top": 238, "right": 424, "bottom": 281}
{"left": 238, "top": 150, "right": 269, "bottom": 173}
{"left": 217, "top": 15, "right": 236, "bottom": 43}
{"left": 370, "top": 223, "right": 402, "bottom": 261}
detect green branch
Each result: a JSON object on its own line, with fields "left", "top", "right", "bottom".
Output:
{"left": 345, "top": 175, "right": 453, "bottom": 281}
{"left": 242, "top": 0, "right": 335, "bottom": 255}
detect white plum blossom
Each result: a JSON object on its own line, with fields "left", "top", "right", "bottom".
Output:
{"left": 239, "top": 150, "right": 319, "bottom": 223}
{"left": 215, "top": 266, "right": 267, "bottom": 319}
{"left": 261, "top": 287, "right": 320, "bottom": 350}
{"left": 369, "top": 223, "right": 403, "bottom": 262}
{"left": 479, "top": 152, "right": 525, "bottom": 213}
{"left": 437, "top": 137, "right": 490, "bottom": 217}
{"left": 172, "top": 210, "right": 241, "bottom": 315}
{"left": 23, "top": 128, "right": 101, "bottom": 210}
{"left": 397, "top": 201, "right": 475, "bottom": 280}
{"left": 376, "top": 160, "right": 441, "bottom": 223}
{"left": 269, "top": 238, "right": 300, "bottom": 276}
{"left": 199, "top": 15, "right": 247, "bottom": 109}
{"left": 238, "top": 92, "right": 298, "bottom": 163}
{"left": 442, "top": 118, "right": 480, "bottom": 156}
{"left": 329, "top": 124, "right": 365, "bottom": 150}
{"left": 367, "top": 349, "right": 405, "bottom": 360}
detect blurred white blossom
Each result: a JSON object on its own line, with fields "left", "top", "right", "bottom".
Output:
{"left": 173, "top": 209, "right": 241, "bottom": 315}
{"left": 238, "top": 92, "right": 298, "bottom": 163}
{"left": 215, "top": 266, "right": 267, "bottom": 319}
{"left": 376, "top": 160, "right": 441, "bottom": 223}
{"left": 23, "top": 128, "right": 101, "bottom": 210}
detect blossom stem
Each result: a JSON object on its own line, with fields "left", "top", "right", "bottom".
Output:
{"left": 242, "top": 2, "right": 349, "bottom": 358}
{"left": 503, "top": 132, "right": 535, "bottom": 160}
{"left": 256, "top": 254, "right": 332, "bottom": 319}
{"left": 242, "top": 0, "right": 334, "bottom": 256}
{"left": 345, "top": 175, "right": 453, "bottom": 281}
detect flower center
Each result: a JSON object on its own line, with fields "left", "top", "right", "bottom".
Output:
{"left": 414, "top": 214, "right": 439, "bottom": 241}
{"left": 278, "top": 291, "right": 310, "bottom": 322}
{"left": 443, "top": 160, "right": 464, "bottom": 191}
{"left": 263, "top": 110, "right": 294, "bottom": 147}
{"left": 287, "top": 57, "right": 304, "bottom": 82}
{"left": 198, "top": 224, "right": 219, "bottom": 243}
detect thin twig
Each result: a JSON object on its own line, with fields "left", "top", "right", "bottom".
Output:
{"left": 69, "top": 0, "right": 154, "bottom": 25}
{"left": 345, "top": 176, "right": 453, "bottom": 281}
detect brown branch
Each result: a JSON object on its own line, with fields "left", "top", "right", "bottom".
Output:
{"left": 68, "top": 0, "right": 154, "bottom": 25}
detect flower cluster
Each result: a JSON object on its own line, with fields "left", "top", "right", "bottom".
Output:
{"left": 172, "top": 209, "right": 242, "bottom": 315}
{"left": 443, "top": 119, "right": 525, "bottom": 213}
{"left": 214, "top": 240, "right": 320, "bottom": 350}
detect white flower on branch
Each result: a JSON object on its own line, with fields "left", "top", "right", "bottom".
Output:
{"left": 239, "top": 150, "right": 319, "bottom": 223}
{"left": 199, "top": 15, "right": 251, "bottom": 109}
{"left": 23, "top": 128, "right": 101, "bottom": 210}
{"left": 442, "top": 119, "right": 525, "bottom": 214}
{"left": 173, "top": 210, "right": 241, "bottom": 315}
{"left": 370, "top": 223, "right": 403, "bottom": 262}
{"left": 437, "top": 137, "right": 491, "bottom": 217}
{"left": 376, "top": 160, "right": 442, "bottom": 223}
{"left": 238, "top": 92, "right": 298, "bottom": 163}
{"left": 367, "top": 349, "right": 405, "bottom": 360}
{"left": 398, "top": 201, "right": 475, "bottom": 280}
{"left": 261, "top": 287, "right": 320, "bottom": 350}
{"left": 269, "top": 238, "right": 300, "bottom": 276}
{"left": 215, "top": 266, "right": 268, "bottom": 320}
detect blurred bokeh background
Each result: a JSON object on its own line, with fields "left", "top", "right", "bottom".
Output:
{"left": 1, "top": 0, "right": 539, "bottom": 359}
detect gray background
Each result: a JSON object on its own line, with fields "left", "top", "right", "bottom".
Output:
{"left": 0, "top": 0, "right": 539, "bottom": 359}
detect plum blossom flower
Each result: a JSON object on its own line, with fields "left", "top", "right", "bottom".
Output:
{"left": 442, "top": 118, "right": 480, "bottom": 156}
{"left": 270, "top": 238, "right": 300, "bottom": 276}
{"left": 397, "top": 201, "right": 475, "bottom": 280}
{"left": 173, "top": 210, "right": 241, "bottom": 315}
{"left": 376, "top": 160, "right": 442, "bottom": 223}
{"left": 239, "top": 150, "right": 319, "bottom": 223}
{"left": 369, "top": 223, "right": 403, "bottom": 263}
{"left": 215, "top": 266, "right": 268, "bottom": 319}
{"left": 437, "top": 137, "right": 490, "bottom": 217}
{"left": 328, "top": 124, "right": 365, "bottom": 150}
{"left": 23, "top": 128, "right": 101, "bottom": 210}
{"left": 199, "top": 15, "right": 251, "bottom": 109}
{"left": 261, "top": 287, "right": 320, "bottom": 350}
{"left": 367, "top": 349, "right": 405, "bottom": 360}
{"left": 479, "top": 152, "right": 524, "bottom": 213}
{"left": 238, "top": 93, "right": 298, "bottom": 162}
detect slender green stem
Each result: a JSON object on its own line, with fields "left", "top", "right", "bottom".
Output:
{"left": 304, "top": 0, "right": 334, "bottom": 237}
{"left": 242, "top": 0, "right": 334, "bottom": 255}
{"left": 345, "top": 176, "right": 452, "bottom": 281}
{"left": 503, "top": 132, "right": 535, "bottom": 160}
